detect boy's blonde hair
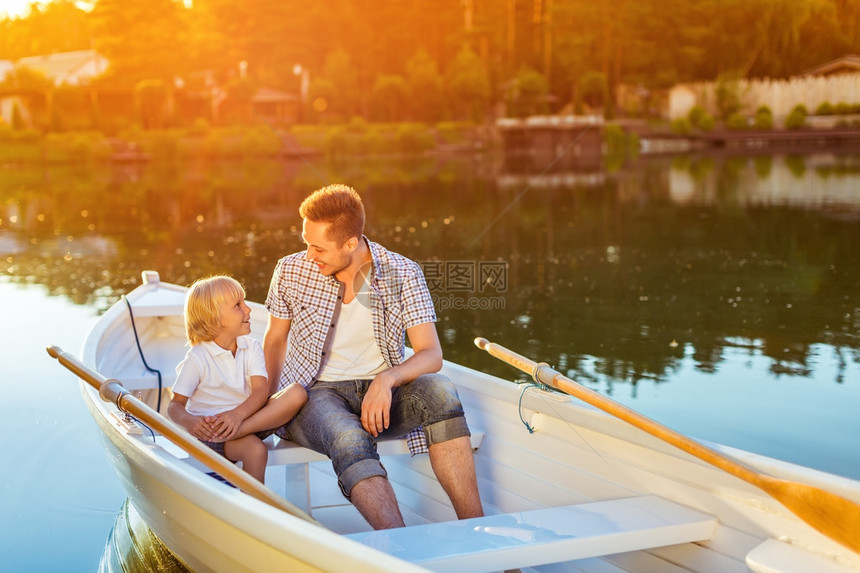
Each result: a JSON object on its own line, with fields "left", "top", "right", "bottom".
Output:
{"left": 184, "top": 275, "right": 246, "bottom": 345}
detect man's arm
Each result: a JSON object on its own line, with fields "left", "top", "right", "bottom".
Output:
{"left": 361, "top": 321, "right": 443, "bottom": 436}
{"left": 263, "top": 314, "right": 292, "bottom": 395}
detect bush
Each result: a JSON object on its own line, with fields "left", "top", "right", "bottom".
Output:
{"left": 687, "top": 105, "right": 706, "bottom": 126}
{"left": 753, "top": 106, "right": 773, "bottom": 129}
{"left": 687, "top": 106, "right": 715, "bottom": 131}
{"left": 346, "top": 116, "right": 369, "bottom": 134}
{"left": 785, "top": 104, "right": 807, "bottom": 130}
{"left": 726, "top": 113, "right": 747, "bottom": 130}
{"left": 396, "top": 123, "right": 434, "bottom": 154}
{"left": 834, "top": 102, "right": 851, "bottom": 115}
{"left": 436, "top": 121, "right": 474, "bottom": 144}
{"left": 670, "top": 117, "right": 691, "bottom": 135}
{"left": 815, "top": 102, "right": 834, "bottom": 116}
{"left": 188, "top": 118, "right": 210, "bottom": 137}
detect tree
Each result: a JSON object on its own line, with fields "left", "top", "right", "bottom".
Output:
{"left": 0, "top": 1, "right": 91, "bottom": 61}
{"left": 444, "top": 45, "right": 490, "bottom": 122}
{"left": 90, "top": 0, "right": 190, "bottom": 85}
{"left": 405, "top": 49, "right": 445, "bottom": 122}
{"left": 370, "top": 75, "right": 409, "bottom": 122}
{"left": 506, "top": 66, "right": 549, "bottom": 117}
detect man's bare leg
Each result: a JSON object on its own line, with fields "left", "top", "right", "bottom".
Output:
{"left": 428, "top": 436, "right": 484, "bottom": 519}
{"left": 349, "top": 476, "right": 405, "bottom": 529}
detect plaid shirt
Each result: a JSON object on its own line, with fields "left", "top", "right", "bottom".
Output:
{"left": 265, "top": 237, "right": 437, "bottom": 454}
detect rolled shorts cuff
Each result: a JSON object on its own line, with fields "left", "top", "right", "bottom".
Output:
{"left": 424, "top": 415, "right": 470, "bottom": 446}
{"left": 338, "top": 458, "right": 387, "bottom": 499}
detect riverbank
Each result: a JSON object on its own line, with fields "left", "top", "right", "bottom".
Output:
{"left": 0, "top": 120, "right": 494, "bottom": 165}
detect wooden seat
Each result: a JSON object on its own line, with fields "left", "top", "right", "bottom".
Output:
{"left": 267, "top": 432, "right": 485, "bottom": 514}
{"left": 346, "top": 495, "right": 716, "bottom": 573}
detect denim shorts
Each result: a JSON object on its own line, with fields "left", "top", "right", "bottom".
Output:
{"left": 284, "top": 372, "right": 470, "bottom": 498}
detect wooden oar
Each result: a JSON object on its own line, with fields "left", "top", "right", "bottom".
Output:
{"left": 474, "top": 337, "right": 860, "bottom": 556}
{"left": 46, "top": 345, "right": 321, "bottom": 526}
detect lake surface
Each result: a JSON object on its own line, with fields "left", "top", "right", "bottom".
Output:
{"left": 2, "top": 150, "right": 860, "bottom": 571}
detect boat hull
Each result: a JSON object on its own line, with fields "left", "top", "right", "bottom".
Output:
{"left": 73, "top": 272, "right": 860, "bottom": 573}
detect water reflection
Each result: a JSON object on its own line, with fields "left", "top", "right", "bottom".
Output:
{"left": 99, "top": 500, "right": 189, "bottom": 573}
{"left": 1, "top": 152, "right": 858, "bottom": 388}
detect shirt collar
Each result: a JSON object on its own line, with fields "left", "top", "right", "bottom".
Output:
{"left": 200, "top": 336, "right": 248, "bottom": 357}
{"left": 364, "top": 236, "right": 386, "bottom": 282}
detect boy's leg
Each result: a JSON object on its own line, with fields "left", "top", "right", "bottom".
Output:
{"left": 224, "top": 435, "right": 268, "bottom": 482}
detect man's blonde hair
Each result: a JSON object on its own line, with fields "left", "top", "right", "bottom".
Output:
{"left": 184, "top": 276, "right": 245, "bottom": 345}
{"left": 299, "top": 184, "right": 365, "bottom": 245}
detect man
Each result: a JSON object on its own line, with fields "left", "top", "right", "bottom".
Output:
{"left": 264, "top": 184, "right": 483, "bottom": 529}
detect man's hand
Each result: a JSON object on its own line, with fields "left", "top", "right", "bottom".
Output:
{"left": 361, "top": 371, "right": 396, "bottom": 436}
{"left": 212, "top": 408, "right": 244, "bottom": 441}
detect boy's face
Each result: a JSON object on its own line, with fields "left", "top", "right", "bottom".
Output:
{"left": 218, "top": 292, "right": 251, "bottom": 340}
{"left": 301, "top": 219, "right": 357, "bottom": 278}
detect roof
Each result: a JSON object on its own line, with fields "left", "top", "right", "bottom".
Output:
{"left": 798, "top": 55, "right": 860, "bottom": 77}
{"left": 16, "top": 50, "right": 107, "bottom": 84}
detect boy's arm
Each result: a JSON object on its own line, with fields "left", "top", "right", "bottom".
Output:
{"left": 168, "top": 393, "right": 217, "bottom": 441}
{"left": 211, "top": 375, "right": 269, "bottom": 440}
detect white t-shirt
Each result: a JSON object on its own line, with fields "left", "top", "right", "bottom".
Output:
{"left": 172, "top": 336, "right": 267, "bottom": 416}
{"left": 317, "top": 281, "right": 387, "bottom": 382}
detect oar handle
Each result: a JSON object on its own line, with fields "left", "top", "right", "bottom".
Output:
{"left": 47, "top": 345, "right": 320, "bottom": 525}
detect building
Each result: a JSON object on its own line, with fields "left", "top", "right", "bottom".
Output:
{"left": 16, "top": 50, "right": 108, "bottom": 86}
{"left": 798, "top": 55, "right": 860, "bottom": 77}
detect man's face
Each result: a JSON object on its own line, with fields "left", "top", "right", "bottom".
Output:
{"left": 302, "top": 219, "right": 354, "bottom": 277}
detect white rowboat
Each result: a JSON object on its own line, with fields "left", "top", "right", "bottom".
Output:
{"left": 49, "top": 270, "right": 860, "bottom": 572}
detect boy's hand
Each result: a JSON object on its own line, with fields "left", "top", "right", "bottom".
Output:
{"left": 188, "top": 415, "right": 218, "bottom": 441}
{"left": 212, "top": 409, "right": 244, "bottom": 441}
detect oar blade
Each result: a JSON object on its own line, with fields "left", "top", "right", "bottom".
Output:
{"left": 765, "top": 477, "right": 860, "bottom": 555}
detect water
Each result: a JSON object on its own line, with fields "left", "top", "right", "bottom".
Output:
{"left": 2, "top": 151, "right": 860, "bottom": 570}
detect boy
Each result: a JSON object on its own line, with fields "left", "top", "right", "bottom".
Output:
{"left": 169, "top": 275, "right": 306, "bottom": 482}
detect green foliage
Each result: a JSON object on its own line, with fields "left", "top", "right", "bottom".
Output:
{"left": 396, "top": 123, "right": 433, "bottom": 154}
{"left": 715, "top": 72, "right": 743, "bottom": 120}
{"left": 671, "top": 117, "right": 691, "bottom": 135}
{"left": 785, "top": 104, "right": 807, "bottom": 130}
{"left": 726, "top": 113, "right": 747, "bottom": 130}
{"left": 0, "top": 66, "right": 52, "bottom": 90}
{"left": 578, "top": 71, "right": 608, "bottom": 110}
{"left": 753, "top": 106, "right": 773, "bottom": 129}
{"left": 371, "top": 75, "right": 409, "bottom": 122}
{"left": 815, "top": 102, "right": 833, "bottom": 116}
{"left": 603, "top": 124, "right": 639, "bottom": 166}
{"left": 784, "top": 155, "right": 806, "bottom": 178}
{"left": 188, "top": 118, "right": 210, "bottom": 137}
{"left": 688, "top": 105, "right": 714, "bottom": 131}
{"left": 834, "top": 102, "right": 852, "bottom": 115}
{"left": 506, "top": 66, "right": 549, "bottom": 118}
{"left": 436, "top": 121, "right": 474, "bottom": 144}
{"left": 687, "top": 106, "right": 706, "bottom": 126}
{"left": 406, "top": 49, "right": 445, "bottom": 123}
{"left": 444, "top": 46, "right": 490, "bottom": 122}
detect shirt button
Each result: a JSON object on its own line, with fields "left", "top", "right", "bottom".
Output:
{"left": 330, "top": 323, "right": 335, "bottom": 327}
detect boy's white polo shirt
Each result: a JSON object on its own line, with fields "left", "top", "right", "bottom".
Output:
{"left": 172, "top": 335, "right": 267, "bottom": 416}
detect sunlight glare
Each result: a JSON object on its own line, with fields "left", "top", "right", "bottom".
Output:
{"left": 0, "top": 0, "right": 93, "bottom": 18}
